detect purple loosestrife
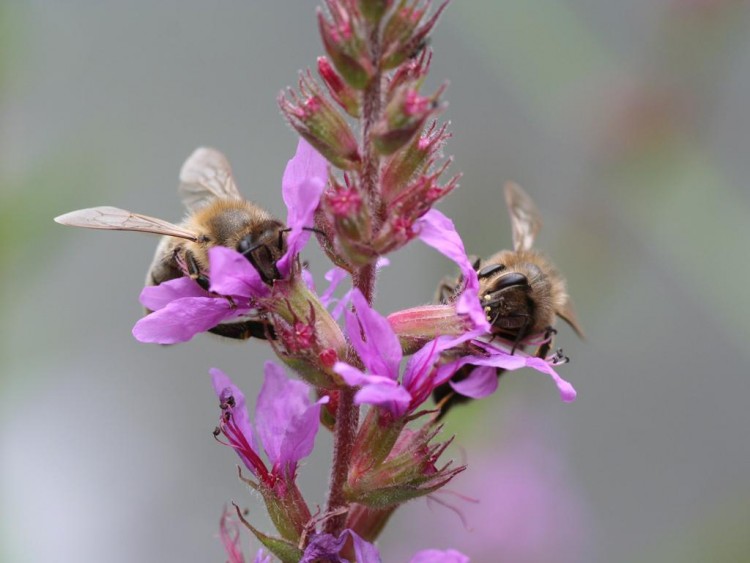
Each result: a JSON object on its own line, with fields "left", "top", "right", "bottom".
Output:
{"left": 59, "top": 0, "right": 581, "bottom": 558}
{"left": 211, "top": 363, "right": 326, "bottom": 543}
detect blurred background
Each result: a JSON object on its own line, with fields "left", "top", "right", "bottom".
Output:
{"left": 2, "top": 1, "right": 750, "bottom": 561}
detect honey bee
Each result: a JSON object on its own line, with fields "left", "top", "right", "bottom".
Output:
{"left": 434, "top": 181, "right": 583, "bottom": 415}
{"left": 55, "top": 147, "right": 286, "bottom": 340}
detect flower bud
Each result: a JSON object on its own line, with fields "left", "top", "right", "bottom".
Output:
{"left": 373, "top": 164, "right": 459, "bottom": 255}
{"left": 381, "top": 120, "right": 450, "bottom": 202}
{"left": 350, "top": 408, "right": 405, "bottom": 476}
{"left": 381, "top": 0, "right": 448, "bottom": 70}
{"left": 372, "top": 83, "right": 446, "bottom": 155}
{"left": 387, "top": 303, "right": 468, "bottom": 354}
{"left": 260, "top": 475, "right": 312, "bottom": 543}
{"left": 358, "top": 0, "right": 393, "bottom": 24}
{"left": 318, "top": 3, "right": 373, "bottom": 89}
{"left": 345, "top": 424, "right": 465, "bottom": 508}
{"left": 278, "top": 71, "right": 361, "bottom": 170}
{"left": 317, "top": 56, "right": 361, "bottom": 118}
{"left": 386, "top": 48, "right": 431, "bottom": 99}
{"left": 267, "top": 277, "right": 349, "bottom": 389}
{"left": 321, "top": 174, "right": 379, "bottom": 266}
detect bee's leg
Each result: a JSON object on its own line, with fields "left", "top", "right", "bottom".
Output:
{"left": 510, "top": 316, "right": 531, "bottom": 354}
{"left": 243, "top": 243, "right": 279, "bottom": 284}
{"left": 435, "top": 277, "right": 458, "bottom": 304}
{"left": 185, "top": 249, "right": 210, "bottom": 291}
{"left": 209, "top": 320, "right": 277, "bottom": 341}
{"left": 536, "top": 326, "right": 557, "bottom": 358}
{"left": 277, "top": 228, "right": 290, "bottom": 250}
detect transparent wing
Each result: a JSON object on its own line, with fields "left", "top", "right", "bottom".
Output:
{"left": 54, "top": 206, "right": 198, "bottom": 240}
{"left": 504, "top": 181, "right": 542, "bottom": 252}
{"left": 557, "top": 296, "right": 585, "bottom": 340}
{"left": 178, "top": 147, "right": 242, "bottom": 211}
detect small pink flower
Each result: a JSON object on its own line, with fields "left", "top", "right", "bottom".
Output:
{"left": 211, "top": 362, "right": 327, "bottom": 485}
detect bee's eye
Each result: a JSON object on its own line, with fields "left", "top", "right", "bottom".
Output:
{"left": 496, "top": 272, "right": 529, "bottom": 289}
{"left": 478, "top": 263, "right": 506, "bottom": 278}
{"left": 237, "top": 228, "right": 283, "bottom": 256}
{"left": 237, "top": 236, "right": 255, "bottom": 255}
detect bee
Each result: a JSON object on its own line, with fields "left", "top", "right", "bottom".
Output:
{"left": 434, "top": 181, "right": 583, "bottom": 416}
{"left": 54, "top": 147, "right": 286, "bottom": 340}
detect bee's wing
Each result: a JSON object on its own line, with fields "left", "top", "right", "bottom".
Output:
{"left": 556, "top": 297, "right": 585, "bottom": 340}
{"left": 504, "top": 181, "right": 542, "bottom": 252}
{"left": 54, "top": 206, "right": 199, "bottom": 241}
{"left": 178, "top": 147, "right": 242, "bottom": 211}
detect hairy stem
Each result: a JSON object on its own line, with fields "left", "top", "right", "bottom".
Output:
{"left": 324, "top": 20, "right": 383, "bottom": 535}
{"left": 324, "top": 385, "right": 357, "bottom": 534}
{"left": 361, "top": 23, "right": 383, "bottom": 223}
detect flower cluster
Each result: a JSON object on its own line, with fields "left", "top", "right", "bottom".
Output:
{"left": 124, "top": 1, "right": 578, "bottom": 560}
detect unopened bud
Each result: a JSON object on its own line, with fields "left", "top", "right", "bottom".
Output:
{"left": 318, "top": 56, "right": 361, "bottom": 118}
{"left": 358, "top": 0, "right": 393, "bottom": 24}
{"left": 381, "top": 120, "right": 450, "bottom": 202}
{"left": 372, "top": 84, "right": 445, "bottom": 155}
{"left": 267, "top": 277, "right": 348, "bottom": 390}
{"left": 279, "top": 71, "right": 361, "bottom": 170}
{"left": 322, "top": 175, "right": 379, "bottom": 266}
{"left": 381, "top": 0, "right": 448, "bottom": 70}
{"left": 345, "top": 425, "right": 465, "bottom": 508}
{"left": 318, "top": 5, "right": 373, "bottom": 89}
{"left": 387, "top": 303, "right": 468, "bottom": 354}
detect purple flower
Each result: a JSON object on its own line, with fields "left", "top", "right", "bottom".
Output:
{"left": 300, "top": 529, "right": 380, "bottom": 563}
{"left": 334, "top": 289, "right": 575, "bottom": 414}
{"left": 415, "top": 209, "right": 490, "bottom": 333}
{"left": 334, "top": 289, "right": 479, "bottom": 418}
{"left": 277, "top": 138, "right": 328, "bottom": 277}
{"left": 133, "top": 275, "right": 248, "bottom": 344}
{"left": 132, "top": 138, "right": 327, "bottom": 344}
{"left": 211, "top": 362, "right": 326, "bottom": 486}
{"left": 436, "top": 340, "right": 577, "bottom": 403}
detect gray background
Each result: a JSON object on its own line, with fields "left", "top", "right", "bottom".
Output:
{"left": 2, "top": 1, "right": 750, "bottom": 561}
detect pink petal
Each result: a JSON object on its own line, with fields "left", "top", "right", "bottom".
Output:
{"left": 255, "top": 362, "right": 322, "bottom": 467}
{"left": 347, "top": 530, "right": 381, "bottom": 563}
{"left": 354, "top": 381, "right": 412, "bottom": 418}
{"left": 277, "top": 139, "right": 328, "bottom": 277}
{"left": 301, "top": 268, "right": 316, "bottom": 291}
{"left": 333, "top": 362, "right": 370, "bottom": 387}
{"left": 210, "top": 368, "right": 258, "bottom": 460}
{"left": 320, "top": 266, "right": 349, "bottom": 307}
{"left": 403, "top": 331, "right": 481, "bottom": 392}
{"left": 139, "top": 277, "right": 208, "bottom": 311}
{"left": 416, "top": 209, "right": 490, "bottom": 332}
{"left": 526, "top": 357, "right": 577, "bottom": 402}
{"left": 209, "top": 246, "right": 269, "bottom": 298}
{"left": 346, "top": 289, "right": 403, "bottom": 380}
{"left": 334, "top": 362, "right": 412, "bottom": 418}
{"left": 450, "top": 365, "right": 499, "bottom": 398}
{"left": 132, "top": 297, "right": 236, "bottom": 344}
